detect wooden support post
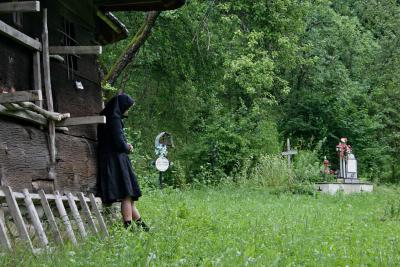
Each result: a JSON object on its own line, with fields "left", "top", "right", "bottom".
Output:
{"left": 56, "top": 116, "right": 106, "bottom": 127}
{"left": 0, "top": 215, "right": 12, "bottom": 251}
{"left": 0, "top": 1, "right": 40, "bottom": 13}
{"left": 77, "top": 192, "right": 98, "bottom": 234}
{"left": 89, "top": 194, "right": 108, "bottom": 236}
{"left": 38, "top": 190, "right": 63, "bottom": 245}
{"left": 49, "top": 46, "right": 102, "bottom": 55}
{"left": 42, "top": 8, "right": 55, "bottom": 133}
{"left": 0, "top": 90, "right": 42, "bottom": 104}
{"left": 66, "top": 193, "right": 87, "bottom": 239}
{"left": 33, "top": 39, "right": 43, "bottom": 108}
{"left": 22, "top": 189, "right": 48, "bottom": 247}
{"left": 42, "top": 8, "right": 57, "bottom": 186}
{"left": 54, "top": 191, "right": 77, "bottom": 245}
{"left": 0, "top": 19, "right": 41, "bottom": 51}
{"left": 2, "top": 186, "right": 33, "bottom": 251}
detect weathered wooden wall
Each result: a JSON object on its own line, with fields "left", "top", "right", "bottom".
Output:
{"left": 0, "top": 0, "right": 104, "bottom": 193}
{"left": 51, "top": 58, "right": 103, "bottom": 140}
{"left": 0, "top": 118, "right": 97, "bottom": 193}
{"left": 0, "top": 35, "right": 32, "bottom": 92}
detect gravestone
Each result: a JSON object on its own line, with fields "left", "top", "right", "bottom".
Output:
{"left": 336, "top": 138, "right": 358, "bottom": 183}
{"left": 316, "top": 137, "right": 372, "bottom": 194}
{"left": 346, "top": 153, "right": 358, "bottom": 180}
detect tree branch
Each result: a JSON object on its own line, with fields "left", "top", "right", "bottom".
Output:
{"left": 102, "top": 11, "right": 161, "bottom": 86}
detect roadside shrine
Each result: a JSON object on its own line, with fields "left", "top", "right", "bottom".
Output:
{"left": 315, "top": 137, "right": 373, "bottom": 194}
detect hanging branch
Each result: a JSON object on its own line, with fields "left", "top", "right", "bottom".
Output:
{"left": 102, "top": 11, "right": 161, "bottom": 86}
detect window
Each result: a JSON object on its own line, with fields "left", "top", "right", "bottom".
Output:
{"left": 60, "top": 18, "right": 78, "bottom": 79}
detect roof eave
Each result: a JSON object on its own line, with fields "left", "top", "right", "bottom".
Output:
{"left": 96, "top": 0, "right": 185, "bottom": 12}
{"left": 95, "top": 11, "right": 129, "bottom": 45}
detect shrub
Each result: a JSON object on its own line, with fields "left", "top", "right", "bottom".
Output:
{"left": 244, "top": 154, "right": 292, "bottom": 188}
{"left": 293, "top": 150, "right": 323, "bottom": 183}
{"left": 237, "top": 150, "right": 324, "bottom": 194}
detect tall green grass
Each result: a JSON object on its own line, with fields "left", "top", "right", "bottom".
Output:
{"left": 2, "top": 185, "right": 400, "bottom": 266}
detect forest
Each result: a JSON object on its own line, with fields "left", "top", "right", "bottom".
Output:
{"left": 100, "top": 0, "right": 400, "bottom": 188}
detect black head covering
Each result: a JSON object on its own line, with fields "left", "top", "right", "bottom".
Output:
{"left": 100, "top": 94, "right": 134, "bottom": 119}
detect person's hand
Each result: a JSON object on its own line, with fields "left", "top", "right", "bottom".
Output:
{"left": 127, "top": 144, "right": 133, "bottom": 153}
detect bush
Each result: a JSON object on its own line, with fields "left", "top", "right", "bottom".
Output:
{"left": 241, "top": 154, "right": 292, "bottom": 188}
{"left": 237, "top": 150, "right": 324, "bottom": 194}
{"left": 293, "top": 150, "right": 323, "bottom": 183}
{"left": 161, "top": 160, "right": 187, "bottom": 188}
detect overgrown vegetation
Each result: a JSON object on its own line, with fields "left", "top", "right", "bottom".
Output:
{"left": 100, "top": 0, "right": 400, "bottom": 186}
{"left": 3, "top": 186, "right": 400, "bottom": 266}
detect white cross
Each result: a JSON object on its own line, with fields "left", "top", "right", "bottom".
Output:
{"left": 281, "top": 138, "right": 297, "bottom": 168}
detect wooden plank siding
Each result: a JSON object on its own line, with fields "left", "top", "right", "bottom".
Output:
{"left": 0, "top": 1, "right": 40, "bottom": 13}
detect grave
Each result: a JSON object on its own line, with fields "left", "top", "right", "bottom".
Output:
{"left": 315, "top": 138, "right": 373, "bottom": 194}
{"left": 281, "top": 138, "right": 297, "bottom": 168}
{"left": 154, "top": 132, "right": 174, "bottom": 189}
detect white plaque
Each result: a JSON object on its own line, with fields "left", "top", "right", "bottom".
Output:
{"left": 155, "top": 156, "right": 169, "bottom": 172}
{"left": 347, "top": 154, "right": 357, "bottom": 173}
{"left": 75, "top": 81, "right": 84, "bottom": 90}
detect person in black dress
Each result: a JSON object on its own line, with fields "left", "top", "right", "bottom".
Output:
{"left": 96, "top": 93, "right": 149, "bottom": 231}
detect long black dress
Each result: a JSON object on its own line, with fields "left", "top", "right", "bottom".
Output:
{"left": 96, "top": 94, "right": 142, "bottom": 204}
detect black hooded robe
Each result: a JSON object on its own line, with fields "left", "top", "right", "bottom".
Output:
{"left": 96, "top": 94, "right": 142, "bottom": 204}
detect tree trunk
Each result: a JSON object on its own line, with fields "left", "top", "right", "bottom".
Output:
{"left": 102, "top": 11, "right": 161, "bottom": 86}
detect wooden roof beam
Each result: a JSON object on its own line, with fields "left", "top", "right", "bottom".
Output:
{"left": 0, "top": 90, "right": 42, "bottom": 104}
{"left": 49, "top": 46, "right": 102, "bottom": 55}
{"left": 95, "top": 0, "right": 185, "bottom": 11}
{"left": 56, "top": 116, "right": 106, "bottom": 127}
{"left": 0, "top": 19, "right": 41, "bottom": 51}
{"left": 0, "top": 1, "right": 40, "bottom": 13}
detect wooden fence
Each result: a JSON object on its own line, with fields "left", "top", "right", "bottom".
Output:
{"left": 0, "top": 186, "right": 108, "bottom": 253}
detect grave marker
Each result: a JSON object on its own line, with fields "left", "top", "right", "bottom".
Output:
{"left": 281, "top": 138, "right": 297, "bottom": 168}
{"left": 154, "top": 132, "right": 174, "bottom": 189}
{"left": 336, "top": 137, "right": 358, "bottom": 183}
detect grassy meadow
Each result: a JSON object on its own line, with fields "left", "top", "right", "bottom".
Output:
{"left": 2, "top": 185, "right": 400, "bottom": 266}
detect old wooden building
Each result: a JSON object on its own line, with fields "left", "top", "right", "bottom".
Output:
{"left": 0, "top": 0, "right": 184, "bottom": 193}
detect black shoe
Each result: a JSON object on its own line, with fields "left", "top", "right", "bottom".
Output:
{"left": 124, "top": 220, "right": 132, "bottom": 229}
{"left": 135, "top": 218, "right": 150, "bottom": 232}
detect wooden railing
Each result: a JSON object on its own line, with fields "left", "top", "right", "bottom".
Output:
{"left": 0, "top": 186, "right": 108, "bottom": 253}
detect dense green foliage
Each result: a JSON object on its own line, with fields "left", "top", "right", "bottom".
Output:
{"left": 101, "top": 0, "right": 400, "bottom": 185}
{"left": 4, "top": 186, "right": 400, "bottom": 265}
